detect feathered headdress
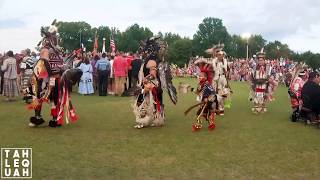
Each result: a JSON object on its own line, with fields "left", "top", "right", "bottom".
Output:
{"left": 140, "top": 35, "right": 168, "bottom": 62}
{"left": 194, "top": 57, "right": 213, "bottom": 84}
{"left": 37, "top": 19, "right": 63, "bottom": 57}
{"left": 205, "top": 43, "right": 224, "bottom": 56}
{"left": 256, "top": 48, "right": 266, "bottom": 58}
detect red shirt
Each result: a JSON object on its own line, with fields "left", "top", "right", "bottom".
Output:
{"left": 126, "top": 55, "right": 133, "bottom": 70}
{"left": 113, "top": 55, "right": 127, "bottom": 77}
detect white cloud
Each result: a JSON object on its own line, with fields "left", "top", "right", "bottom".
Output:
{"left": 1, "top": 0, "right": 320, "bottom": 53}
{"left": 282, "top": 23, "right": 320, "bottom": 53}
{"left": 0, "top": 28, "right": 40, "bottom": 53}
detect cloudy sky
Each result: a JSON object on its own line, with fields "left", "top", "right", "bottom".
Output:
{"left": 1, "top": 0, "right": 320, "bottom": 53}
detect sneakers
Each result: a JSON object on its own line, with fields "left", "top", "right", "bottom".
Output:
{"left": 262, "top": 107, "right": 267, "bottom": 113}
{"left": 134, "top": 124, "right": 144, "bottom": 129}
{"left": 28, "top": 122, "right": 36, "bottom": 127}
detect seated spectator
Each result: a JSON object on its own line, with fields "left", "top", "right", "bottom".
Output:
{"left": 301, "top": 72, "right": 320, "bottom": 116}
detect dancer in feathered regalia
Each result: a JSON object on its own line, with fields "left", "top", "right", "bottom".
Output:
{"left": 133, "top": 36, "right": 177, "bottom": 129}
{"left": 184, "top": 58, "right": 216, "bottom": 132}
{"left": 23, "top": 20, "right": 83, "bottom": 127}
{"left": 267, "top": 73, "right": 278, "bottom": 102}
{"left": 250, "top": 48, "right": 271, "bottom": 114}
{"left": 206, "top": 44, "right": 232, "bottom": 115}
{"left": 288, "top": 68, "right": 307, "bottom": 121}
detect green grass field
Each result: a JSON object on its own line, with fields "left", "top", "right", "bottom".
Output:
{"left": 0, "top": 78, "right": 320, "bottom": 179}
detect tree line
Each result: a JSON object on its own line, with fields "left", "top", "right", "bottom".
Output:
{"left": 51, "top": 17, "right": 320, "bottom": 69}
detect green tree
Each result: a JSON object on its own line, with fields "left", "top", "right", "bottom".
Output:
{"left": 50, "top": 19, "right": 318, "bottom": 68}
{"left": 57, "top": 21, "right": 92, "bottom": 52}
{"left": 248, "top": 35, "right": 267, "bottom": 57}
{"left": 300, "top": 51, "right": 320, "bottom": 70}
{"left": 289, "top": 51, "right": 302, "bottom": 62}
{"left": 193, "top": 17, "right": 232, "bottom": 56}
{"left": 265, "top": 41, "right": 290, "bottom": 59}
{"left": 228, "top": 34, "right": 266, "bottom": 58}
{"left": 229, "top": 35, "right": 246, "bottom": 58}
{"left": 167, "top": 38, "right": 193, "bottom": 66}
{"left": 119, "top": 24, "right": 153, "bottom": 52}
{"left": 95, "top": 26, "right": 111, "bottom": 52}
{"left": 163, "top": 32, "right": 181, "bottom": 46}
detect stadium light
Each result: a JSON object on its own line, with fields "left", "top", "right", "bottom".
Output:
{"left": 241, "top": 33, "right": 251, "bottom": 60}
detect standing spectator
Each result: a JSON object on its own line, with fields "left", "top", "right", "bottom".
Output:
{"left": 91, "top": 55, "right": 100, "bottom": 90}
{"left": 30, "top": 52, "right": 38, "bottom": 63}
{"left": 20, "top": 49, "right": 32, "bottom": 92}
{"left": 95, "top": 53, "right": 110, "bottom": 96}
{"left": 239, "top": 65, "right": 245, "bottom": 81}
{"left": 0, "top": 53, "right": 4, "bottom": 94}
{"left": 78, "top": 57, "right": 94, "bottom": 95}
{"left": 126, "top": 52, "right": 133, "bottom": 88}
{"left": 73, "top": 56, "right": 82, "bottom": 68}
{"left": 21, "top": 49, "right": 35, "bottom": 103}
{"left": 131, "top": 53, "right": 142, "bottom": 87}
{"left": 108, "top": 54, "right": 115, "bottom": 95}
{"left": 1, "top": 51, "right": 19, "bottom": 101}
{"left": 113, "top": 52, "right": 127, "bottom": 96}
{"left": 15, "top": 53, "right": 23, "bottom": 91}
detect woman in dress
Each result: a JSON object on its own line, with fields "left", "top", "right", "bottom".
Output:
{"left": 78, "top": 58, "right": 94, "bottom": 95}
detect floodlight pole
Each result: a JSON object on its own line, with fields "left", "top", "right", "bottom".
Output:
{"left": 246, "top": 38, "right": 249, "bottom": 60}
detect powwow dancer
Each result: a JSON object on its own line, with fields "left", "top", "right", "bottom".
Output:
{"left": 207, "top": 44, "right": 232, "bottom": 115}
{"left": 20, "top": 49, "right": 36, "bottom": 103}
{"left": 268, "top": 73, "right": 278, "bottom": 102}
{"left": 288, "top": 69, "right": 307, "bottom": 122}
{"left": 23, "top": 20, "right": 83, "bottom": 127}
{"left": 249, "top": 48, "right": 271, "bottom": 114}
{"left": 185, "top": 58, "right": 216, "bottom": 132}
{"left": 133, "top": 36, "right": 177, "bottom": 129}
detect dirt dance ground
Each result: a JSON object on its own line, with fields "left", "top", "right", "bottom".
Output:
{"left": 0, "top": 78, "right": 319, "bottom": 179}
